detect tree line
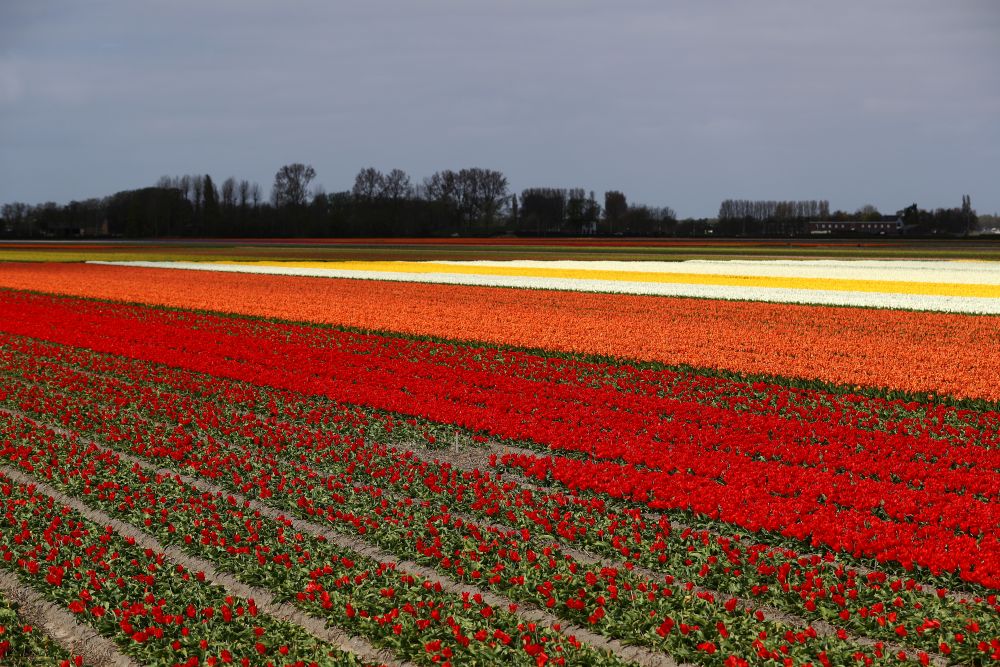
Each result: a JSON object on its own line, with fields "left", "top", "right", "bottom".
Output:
{"left": 0, "top": 163, "right": 982, "bottom": 238}
{"left": 0, "top": 164, "right": 693, "bottom": 239}
{"left": 717, "top": 198, "right": 979, "bottom": 237}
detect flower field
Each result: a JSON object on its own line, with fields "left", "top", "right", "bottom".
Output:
{"left": 90, "top": 259, "right": 1000, "bottom": 313}
{"left": 0, "top": 253, "right": 998, "bottom": 666}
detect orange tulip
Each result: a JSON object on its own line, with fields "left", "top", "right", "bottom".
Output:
{"left": 0, "top": 261, "right": 996, "bottom": 400}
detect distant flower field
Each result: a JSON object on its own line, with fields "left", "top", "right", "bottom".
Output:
{"left": 91, "top": 258, "right": 1000, "bottom": 313}
{"left": 0, "top": 254, "right": 997, "bottom": 666}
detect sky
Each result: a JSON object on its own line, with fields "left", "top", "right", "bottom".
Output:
{"left": 1, "top": 1, "right": 998, "bottom": 218}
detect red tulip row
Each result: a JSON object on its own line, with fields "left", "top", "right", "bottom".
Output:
{"left": 0, "top": 291, "right": 996, "bottom": 588}
{"left": 0, "top": 409, "right": 624, "bottom": 667}
{"left": 330, "top": 324, "right": 1000, "bottom": 452}
{"left": 3, "top": 340, "right": 997, "bottom": 633}
{"left": 0, "top": 360, "right": 905, "bottom": 665}
{"left": 397, "top": 336, "right": 1000, "bottom": 451}
{"left": 0, "top": 340, "right": 990, "bottom": 664}
{"left": 0, "top": 470, "right": 367, "bottom": 667}
{"left": 9, "top": 329, "right": 998, "bottom": 510}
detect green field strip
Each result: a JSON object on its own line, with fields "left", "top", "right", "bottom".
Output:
{"left": 4, "top": 237, "right": 1000, "bottom": 263}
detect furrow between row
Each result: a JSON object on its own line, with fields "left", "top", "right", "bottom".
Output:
{"left": 0, "top": 464, "right": 404, "bottom": 667}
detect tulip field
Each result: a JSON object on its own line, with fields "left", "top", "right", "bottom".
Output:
{"left": 0, "top": 242, "right": 998, "bottom": 666}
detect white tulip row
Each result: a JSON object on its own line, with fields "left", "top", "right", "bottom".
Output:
{"left": 433, "top": 259, "right": 1000, "bottom": 285}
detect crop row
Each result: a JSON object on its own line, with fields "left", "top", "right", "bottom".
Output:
{"left": 0, "top": 292, "right": 996, "bottom": 587}
{"left": 1, "top": 339, "right": 992, "bottom": 663}
{"left": 0, "top": 369, "right": 915, "bottom": 664}
{"left": 0, "top": 468, "right": 372, "bottom": 667}
{"left": 0, "top": 402, "right": 884, "bottom": 667}
{"left": 4, "top": 341, "right": 997, "bottom": 618}
{"left": 1, "top": 261, "right": 998, "bottom": 400}
{"left": 0, "top": 408, "right": 631, "bottom": 667}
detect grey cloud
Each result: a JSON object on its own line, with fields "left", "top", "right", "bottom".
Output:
{"left": 1, "top": 0, "right": 998, "bottom": 216}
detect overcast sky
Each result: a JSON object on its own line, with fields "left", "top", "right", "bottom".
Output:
{"left": 1, "top": 1, "right": 998, "bottom": 218}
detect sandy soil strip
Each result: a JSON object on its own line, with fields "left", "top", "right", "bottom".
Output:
{"left": 0, "top": 465, "right": 405, "bottom": 667}
{"left": 407, "top": 446, "right": 859, "bottom": 634}
{"left": 0, "top": 569, "right": 139, "bottom": 667}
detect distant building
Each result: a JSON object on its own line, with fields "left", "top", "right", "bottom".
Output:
{"left": 808, "top": 216, "right": 902, "bottom": 235}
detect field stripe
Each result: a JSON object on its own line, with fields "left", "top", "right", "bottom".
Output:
{"left": 432, "top": 258, "right": 1000, "bottom": 283}
{"left": 2, "top": 263, "right": 999, "bottom": 400}
{"left": 88, "top": 260, "right": 1000, "bottom": 313}
{"left": 0, "top": 339, "right": 962, "bottom": 664}
{"left": 3, "top": 407, "right": 683, "bottom": 667}
{"left": 0, "top": 462, "right": 400, "bottom": 667}
{"left": 217, "top": 259, "right": 1000, "bottom": 297}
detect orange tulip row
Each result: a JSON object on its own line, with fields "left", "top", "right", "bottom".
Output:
{"left": 1, "top": 261, "right": 997, "bottom": 400}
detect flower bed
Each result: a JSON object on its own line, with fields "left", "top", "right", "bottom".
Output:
{"left": 0, "top": 285, "right": 998, "bottom": 663}
{"left": 1, "top": 263, "right": 998, "bottom": 399}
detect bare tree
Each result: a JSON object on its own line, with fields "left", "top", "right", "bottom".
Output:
{"left": 857, "top": 204, "right": 880, "bottom": 221}
{"left": 352, "top": 167, "right": 385, "bottom": 200}
{"left": 221, "top": 177, "right": 237, "bottom": 210}
{"left": 238, "top": 180, "right": 251, "bottom": 209}
{"left": 604, "top": 191, "right": 627, "bottom": 233}
{"left": 2, "top": 202, "right": 29, "bottom": 235}
{"left": 422, "top": 170, "right": 459, "bottom": 206}
{"left": 192, "top": 177, "right": 204, "bottom": 212}
{"left": 178, "top": 175, "right": 192, "bottom": 203}
{"left": 202, "top": 175, "right": 219, "bottom": 211}
{"left": 271, "top": 163, "right": 316, "bottom": 207}
{"left": 962, "top": 194, "right": 975, "bottom": 236}
{"left": 455, "top": 168, "right": 508, "bottom": 228}
{"left": 521, "top": 188, "right": 567, "bottom": 234}
{"left": 382, "top": 168, "right": 413, "bottom": 200}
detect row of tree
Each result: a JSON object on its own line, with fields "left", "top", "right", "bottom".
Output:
{"left": 717, "top": 199, "right": 832, "bottom": 236}
{"left": 0, "top": 163, "right": 982, "bottom": 238}
{"left": 898, "top": 197, "right": 978, "bottom": 236}
{"left": 1, "top": 164, "right": 687, "bottom": 238}
{"left": 716, "top": 197, "right": 979, "bottom": 237}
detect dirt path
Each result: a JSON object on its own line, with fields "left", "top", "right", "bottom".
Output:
{"left": 407, "top": 438, "right": 979, "bottom": 606}
{"left": 0, "top": 569, "right": 139, "bottom": 667}
{"left": 402, "top": 441, "right": 955, "bottom": 666}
